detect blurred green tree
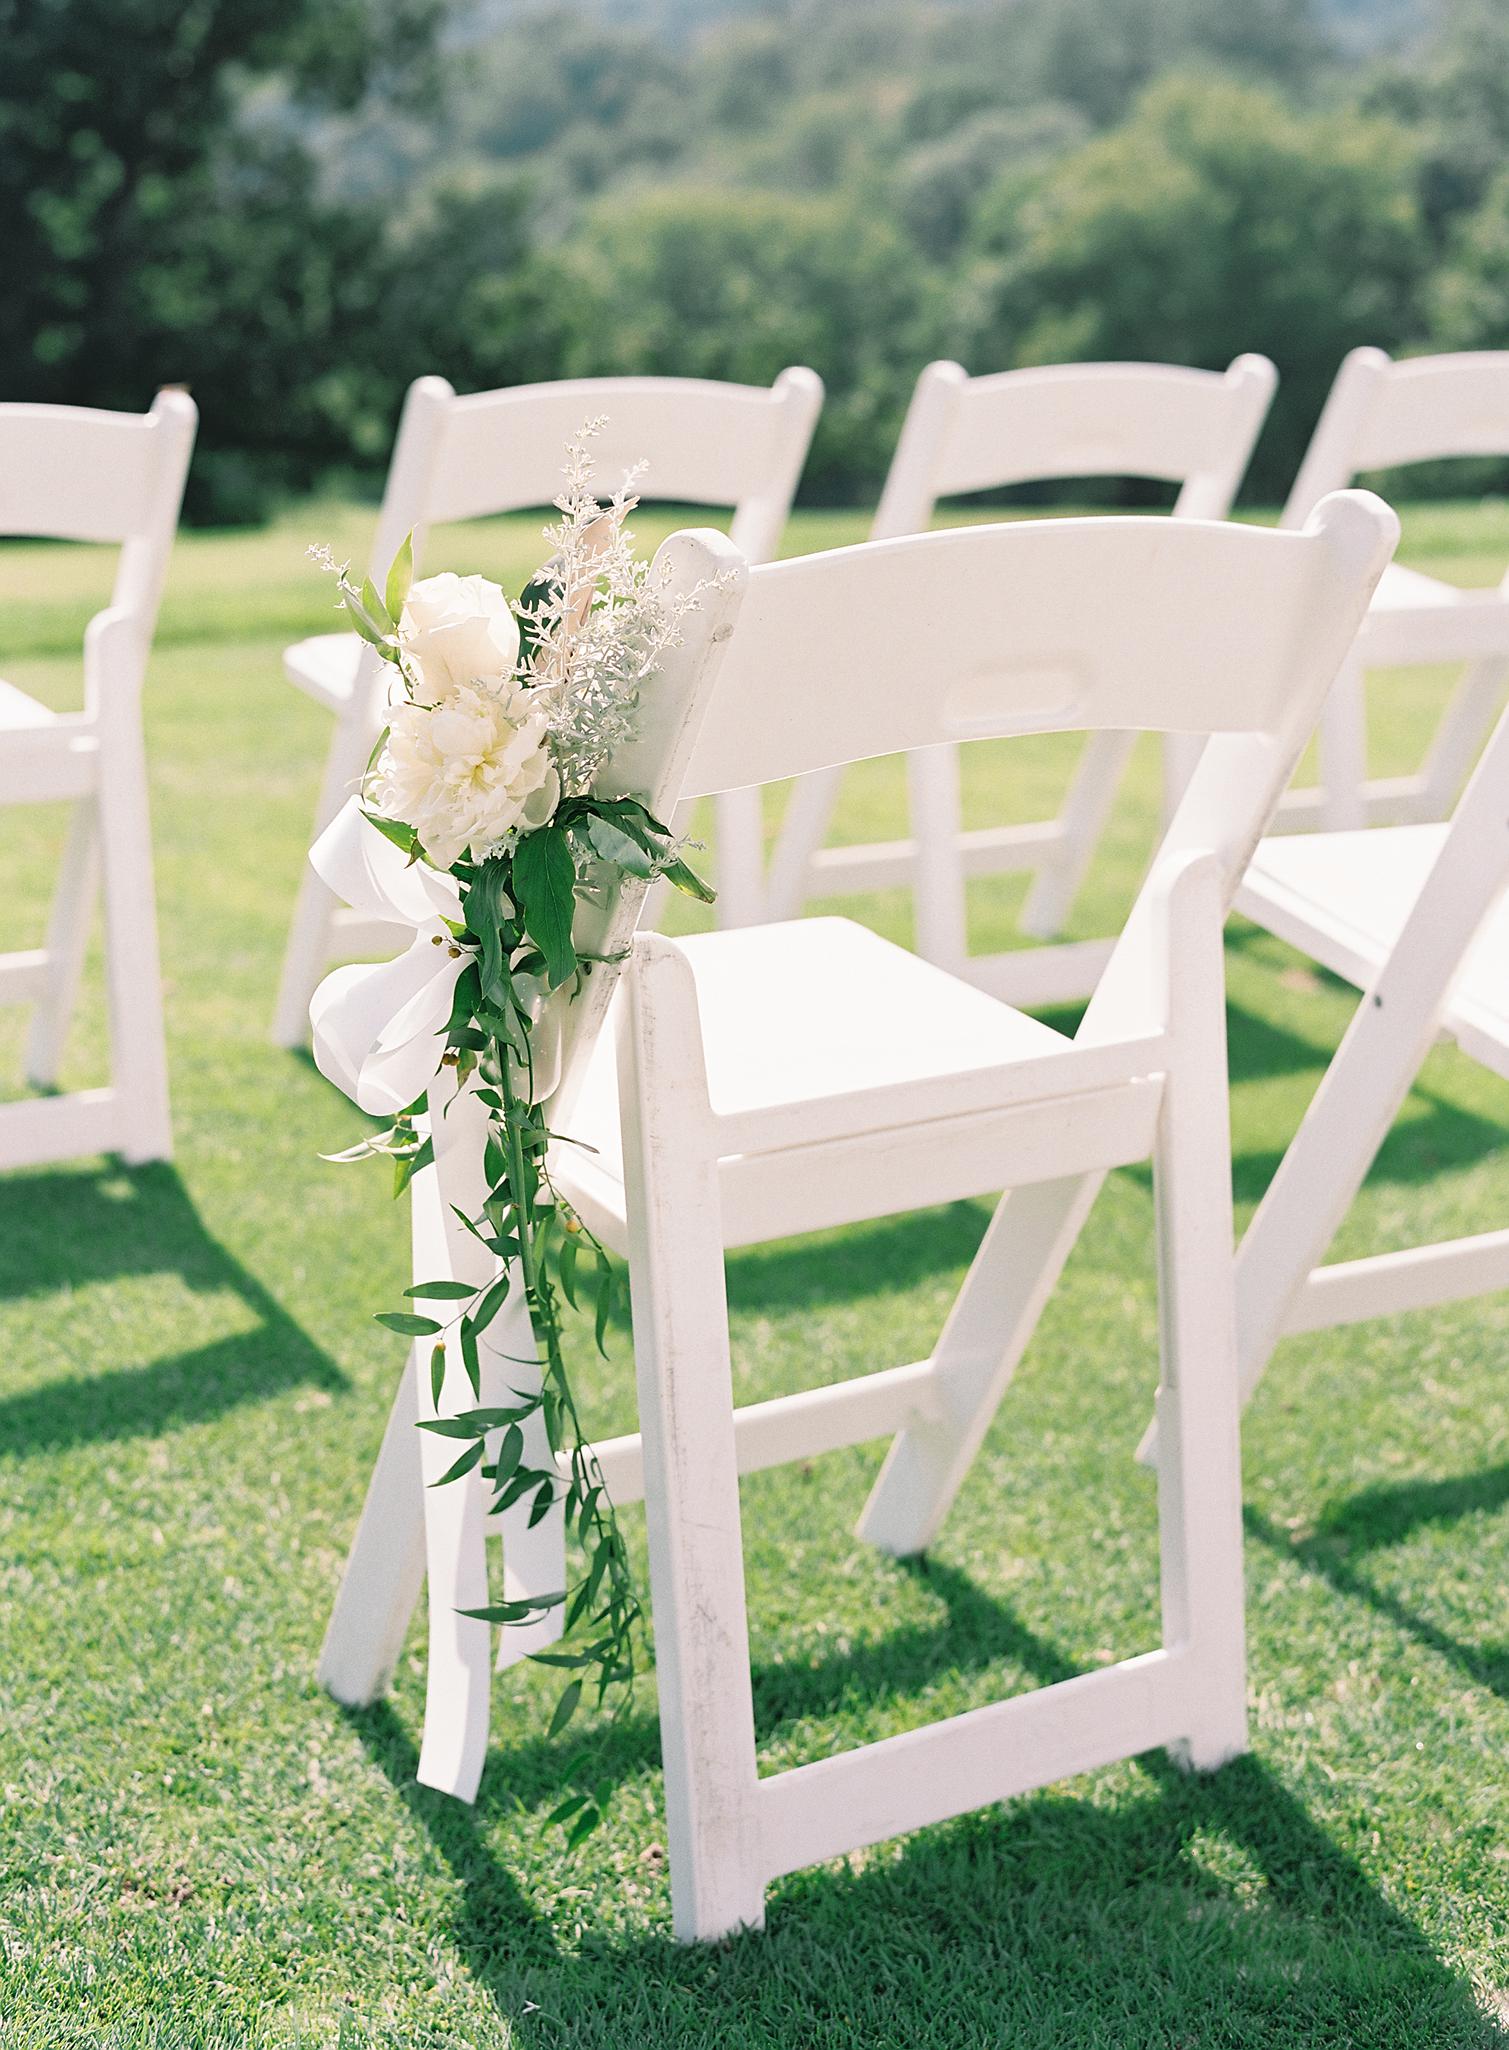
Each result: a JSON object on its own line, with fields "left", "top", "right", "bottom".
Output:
{"left": 967, "top": 74, "right": 1427, "bottom": 494}
{"left": 563, "top": 186, "right": 935, "bottom": 499}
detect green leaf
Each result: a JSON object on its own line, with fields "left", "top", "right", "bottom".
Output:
{"left": 430, "top": 1343, "right": 446, "bottom": 1408}
{"left": 472, "top": 1272, "right": 512, "bottom": 1332}
{"left": 385, "top": 532, "right": 414, "bottom": 624}
{"left": 360, "top": 574, "right": 394, "bottom": 636}
{"left": 662, "top": 852, "right": 717, "bottom": 905}
{"left": 511, "top": 826, "right": 578, "bottom": 990}
{"left": 459, "top": 1316, "right": 481, "bottom": 1401}
{"left": 557, "top": 1228, "right": 579, "bottom": 1308}
{"left": 360, "top": 810, "right": 419, "bottom": 858}
{"left": 393, "top": 1136, "right": 433, "bottom": 1198}
{"left": 547, "top": 1680, "right": 582, "bottom": 1738}
{"left": 528, "top": 1480, "right": 556, "bottom": 1529}
{"left": 546, "top": 1793, "right": 589, "bottom": 1827}
{"left": 565, "top": 1806, "right": 602, "bottom": 1851}
{"left": 494, "top": 1422, "right": 525, "bottom": 1482}
{"left": 375, "top": 1311, "right": 441, "bottom": 1337}
{"left": 461, "top": 1594, "right": 563, "bottom": 1625}
{"left": 594, "top": 1259, "right": 614, "bottom": 1356}
{"left": 406, "top": 1279, "right": 476, "bottom": 1300}
{"left": 343, "top": 585, "right": 397, "bottom": 655}
{"left": 584, "top": 813, "right": 654, "bottom": 878}
{"left": 431, "top": 1440, "right": 484, "bottom": 1487}
{"left": 416, "top": 1416, "right": 482, "bottom": 1439}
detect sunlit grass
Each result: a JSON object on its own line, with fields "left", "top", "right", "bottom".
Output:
{"left": 0, "top": 500, "right": 1505, "bottom": 2047}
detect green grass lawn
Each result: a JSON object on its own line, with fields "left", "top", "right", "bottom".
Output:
{"left": 1, "top": 497, "right": 1507, "bottom": 2048}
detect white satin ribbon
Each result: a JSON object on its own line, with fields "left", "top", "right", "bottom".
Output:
{"left": 308, "top": 798, "right": 564, "bottom": 1118}
{"left": 308, "top": 801, "right": 466, "bottom": 1117}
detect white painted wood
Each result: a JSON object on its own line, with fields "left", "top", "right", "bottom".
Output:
{"left": 1280, "top": 348, "right": 1509, "bottom": 829}
{"left": 764, "top": 353, "right": 1276, "bottom": 1002}
{"left": 317, "top": 1347, "right": 428, "bottom": 1706}
{"left": 273, "top": 367, "right": 821, "bottom": 1043}
{"left": 1141, "top": 690, "right": 1509, "bottom": 1465}
{"left": 759, "top": 1649, "right": 1185, "bottom": 1881}
{"left": 1282, "top": 1232, "right": 1509, "bottom": 1334}
{"left": 1145, "top": 853, "right": 1247, "bottom": 1771}
{"left": 0, "top": 390, "right": 195, "bottom": 1172}
{"left": 552, "top": 496, "right": 1394, "bottom": 1937}
{"left": 578, "top": 1357, "right": 944, "bottom": 1506}
{"left": 618, "top": 934, "right": 764, "bottom": 1941}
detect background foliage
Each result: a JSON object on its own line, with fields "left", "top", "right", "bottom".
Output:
{"left": 2, "top": 0, "right": 1506, "bottom": 515}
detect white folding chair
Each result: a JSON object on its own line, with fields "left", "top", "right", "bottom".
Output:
{"left": 765, "top": 355, "right": 1276, "bottom": 1007}
{"left": 1168, "top": 693, "right": 1509, "bottom": 1443}
{"left": 0, "top": 390, "right": 196, "bottom": 1171}
{"left": 316, "top": 494, "right": 1394, "bottom": 1940}
{"left": 271, "top": 368, "right": 822, "bottom": 1047}
{"left": 1280, "top": 348, "right": 1509, "bottom": 833}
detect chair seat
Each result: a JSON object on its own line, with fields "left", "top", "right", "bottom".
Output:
{"left": 0, "top": 677, "right": 55, "bottom": 730}
{"left": 555, "top": 917, "right": 1072, "bottom": 1237}
{"left": 1238, "top": 824, "right": 1509, "bottom": 1081}
{"left": 1363, "top": 563, "right": 1509, "bottom": 666}
{"left": 284, "top": 631, "right": 362, "bottom": 711}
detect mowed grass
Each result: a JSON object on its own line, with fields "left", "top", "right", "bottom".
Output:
{"left": 1, "top": 495, "right": 1507, "bottom": 2048}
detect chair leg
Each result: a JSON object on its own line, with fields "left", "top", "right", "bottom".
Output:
{"left": 318, "top": 1347, "right": 427, "bottom": 1705}
{"left": 272, "top": 711, "right": 374, "bottom": 1048}
{"left": 765, "top": 767, "right": 844, "bottom": 922}
{"left": 711, "top": 787, "right": 766, "bottom": 929}
{"left": 95, "top": 704, "right": 171, "bottom": 1164}
{"left": 24, "top": 798, "right": 100, "bottom": 1089}
{"left": 412, "top": 1080, "right": 563, "bottom": 1801}
{"left": 1417, "top": 656, "right": 1507, "bottom": 821}
{"left": 1317, "top": 648, "right": 1368, "bottom": 831}
{"left": 858, "top": 1171, "right": 1103, "bottom": 1558}
{"left": 909, "top": 742, "right": 969, "bottom": 974}
{"left": 1148, "top": 857, "right": 1246, "bottom": 1772}
{"left": 1021, "top": 731, "right": 1136, "bottom": 941}
{"left": 621, "top": 938, "right": 763, "bottom": 1942}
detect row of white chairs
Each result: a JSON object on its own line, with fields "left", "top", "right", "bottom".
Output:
{"left": 276, "top": 345, "right": 1509, "bottom": 1034}
{"left": 5, "top": 360, "right": 1509, "bottom": 1942}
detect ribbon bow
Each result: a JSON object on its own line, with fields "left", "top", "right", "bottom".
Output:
{"left": 308, "top": 800, "right": 469, "bottom": 1117}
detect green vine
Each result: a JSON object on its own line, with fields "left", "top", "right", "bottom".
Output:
{"left": 361, "top": 800, "right": 712, "bottom": 1847}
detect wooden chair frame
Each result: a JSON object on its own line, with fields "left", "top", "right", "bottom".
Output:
{"left": 0, "top": 391, "right": 196, "bottom": 1170}
{"left": 1279, "top": 347, "right": 1509, "bottom": 833}
{"left": 317, "top": 497, "right": 1396, "bottom": 1942}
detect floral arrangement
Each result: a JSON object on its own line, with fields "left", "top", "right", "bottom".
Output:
{"left": 313, "top": 429, "right": 716, "bottom": 1843}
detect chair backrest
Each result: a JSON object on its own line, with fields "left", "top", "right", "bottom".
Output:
{"left": 552, "top": 528, "right": 747, "bottom": 1113}
{"left": 1285, "top": 349, "right": 1509, "bottom": 527}
{"left": 688, "top": 497, "right": 1394, "bottom": 796}
{"left": 370, "top": 369, "right": 823, "bottom": 581}
{"left": 689, "top": 496, "right": 1396, "bottom": 1028}
{"left": 874, "top": 355, "right": 1277, "bottom": 540}
{"left": 0, "top": 390, "right": 197, "bottom": 628}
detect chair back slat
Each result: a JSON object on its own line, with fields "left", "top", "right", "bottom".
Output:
{"left": 422, "top": 372, "right": 821, "bottom": 529}
{"left": 0, "top": 393, "right": 196, "bottom": 551}
{"left": 876, "top": 356, "right": 1275, "bottom": 538}
{"left": 688, "top": 497, "right": 1394, "bottom": 798}
{"left": 1287, "top": 349, "right": 1509, "bottom": 526}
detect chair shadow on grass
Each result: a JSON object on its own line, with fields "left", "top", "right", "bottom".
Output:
{"left": 348, "top": 1556, "right": 1497, "bottom": 2048}
{"left": 1246, "top": 1463, "right": 1509, "bottom": 1703}
{"left": 0, "top": 1159, "right": 345, "bottom": 1455}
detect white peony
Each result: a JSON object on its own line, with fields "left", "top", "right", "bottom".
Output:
{"left": 372, "top": 676, "right": 560, "bottom": 872}
{"left": 400, "top": 571, "right": 521, "bottom": 696}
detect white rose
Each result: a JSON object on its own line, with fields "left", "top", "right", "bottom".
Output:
{"left": 400, "top": 571, "right": 521, "bottom": 695}
{"left": 372, "top": 675, "right": 560, "bottom": 872}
